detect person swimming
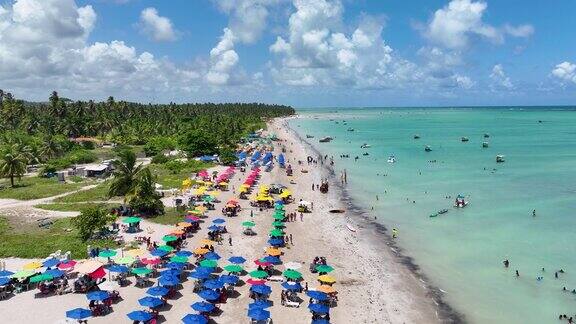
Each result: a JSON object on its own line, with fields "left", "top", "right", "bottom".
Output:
{"left": 503, "top": 259, "right": 510, "bottom": 268}
{"left": 515, "top": 270, "right": 520, "bottom": 277}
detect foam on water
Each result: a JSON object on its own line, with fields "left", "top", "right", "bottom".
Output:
{"left": 290, "top": 107, "right": 576, "bottom": 324}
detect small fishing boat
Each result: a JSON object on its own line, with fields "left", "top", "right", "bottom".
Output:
{"left": 482, "top": 142, "right": 489, "bottom": 148}
{"left": 496, "top": 155, "right": 505, "bottom": 163}
{"left": 484, "top": 133, "right": 490, "bottom": 138}
{"left": 430, "top": 209, "right": 448, "bottom": 217}
{"left": 414, "top": 134, "right": 420, "bottom": 139}
{"left": 425, "top": 145, "right": 432, "bottom": 152}
{"left": 454, "top": 195, "right": 468, "bottom": 208}
{"left": 360, "top": 143, "right": 371, "bottom": 148}
{"left": 306, "top": 135, "right": 314, "bottom": 139}
{"left": 387, "top": 155, "right": 396, "bottom": 163}
{"left": 362, "top": 152, "right": 369, "bottom": 156}
{"left": 347, "top": 128, "right": 354, "bottom": 132}
{"left": 319, "top": 136, "right": 333, "bottom": 143}
{"left": 461, "top": 137, "right": 469, "bottom": 142}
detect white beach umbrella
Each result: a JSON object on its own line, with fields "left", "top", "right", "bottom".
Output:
{"left": 284, "top": 262, "right": 302, "bottom": 270}
{"left": 98, "top": 281, "right": 120, "bottom": 291}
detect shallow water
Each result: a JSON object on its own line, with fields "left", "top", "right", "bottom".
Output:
{"left": 289, "top": 107, "right": 576, "bottom": 324}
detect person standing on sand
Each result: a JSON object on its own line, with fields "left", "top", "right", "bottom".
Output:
{"left": 228, "top": 236, "right": 232, "bottom": 246}
{"left": 289, "top": 234, "right": 293, "bottom": 245}
{"left": 300, "top": 212, "right": 304, "bottom": 222}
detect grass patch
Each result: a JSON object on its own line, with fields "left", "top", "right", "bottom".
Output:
{"left": 0, "top": 177, "right": 86, "bottom": 200}
{"left": 35, "top": 203, "right": 119, "bottom": 212}
{"left": 149, "top": 160, "right": 212, "bottom": 189}
{"left": 147, "top": 208, "right": 185, "bottom": 225}
{"left": 54, "top": 182, "right": 113, "bottom": 203}
{"left": 0, "top": 217, "right": 117, "bottom": 259}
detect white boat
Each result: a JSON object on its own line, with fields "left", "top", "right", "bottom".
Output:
{"left": 360, "top": 143, "right": 371, "bottom": 148}
{"left": 387, "top": 155, "right": 396, "bottom": 163}
{"left": 496, "top": 155, "right": 505, "bottom": 163}
{"left": 319, "top": 136, "right": 333, "bottom": 143}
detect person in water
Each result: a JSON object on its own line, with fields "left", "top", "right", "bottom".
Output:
{"left": 392, "top": 228, "right": 398, "bottom": 239}
{"left": 503, "top": 259, "right": 510, "bottom": 268}
{"left": 532, "top": 209, "right": 536, "bottom": 217}
{"left": 515, "top": 270, "right": 520, "bottom": 277}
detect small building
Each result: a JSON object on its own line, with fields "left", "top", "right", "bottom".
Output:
{"left": 81, "top": 164, "right": 112, "bottom": 178}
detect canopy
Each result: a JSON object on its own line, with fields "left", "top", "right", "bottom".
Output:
{"left": 317, "top": 285, "right": 337, "bottom": 293}
{"left": 316, "top": 265, "right": 334, "bottom": 273}
{"left": 182, "top": 314, "right": 208, "bottom": 324}
{"left": 223, "top": 265, "right": 243, "bottom": 273}
{"left": 66, "top": 308, "right": 92, "bottom": 320}
{"left": 22, "top": 261, "right": 42, "bottom": 270}
{"left": 283, "top": 269, "right": 302, "bottom": 280}
{"left": 131, "top": 267, "right": 153, "bottom": 276}
{"left": 122, "top": 216, "right": 142, "bottom": 224}
{"left": 308, "top": 303, "right": 330, "bottom": 314}
{"left": 248, "top": 308, "right": 270, "bottom": 321}
{"left": 139, "top": 296, "right": 163, "bottom": 308}
{"left": 125, "top": 248, "right": 145, "bottom": 257}
{"left": 318, "top": 275, "right": 336, "bottom": 284}
{"left": 191, "top": 301, "right": 215, "bottom": 313}
{"left": 127, "top": 311, "right": 152, "bottom": 322}
{"left": 147, "top": 286, "right": 169, "bottom": 297}
{"left": 197, "top": 289, "right": 219, "bottom": 301}
{"left": 30, "top": 273, "right": 53, "bottom": 283}
{"left": 249, "top": 270, "right": 268, "bottom": 279}
{"left": 76, "top": 260, "right": 104, "bottom": 274}
{"left": 42, "top": 258, "right": 59, "bottom": 268}
{"left": 114, "top": 256, "right": 136, "bottom": 265}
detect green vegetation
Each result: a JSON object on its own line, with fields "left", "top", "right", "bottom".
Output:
{"left": 71, "top": 206, "right": 115, "bottom": 241}
{"left": 35, "top": 202, "right": 118, "bottom": 212}
{"left": 148, "top": 208, "right": 185, "bottom": 225}
{"left": 0, "top": 216, "right": 116, "bottom": 258}
{"left": 149, "top": 160, "right": 211, "bottom": 189}
{"left": 0, "top": 177, "right": 86, "bottom": 200}
{"left": 0, "top": 144, "right": 31, "bottom": 187}
{"left": 54, "top": 182, "right": 111, "bottom": 203}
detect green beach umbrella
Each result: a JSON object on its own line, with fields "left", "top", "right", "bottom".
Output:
{"left": 269, "top": 229, "right": 284, "bottom": 237}
{"left": 242, "top": 221, "right": 256, "bottom": 227}
{"left": 131, "top": 267, "right": 152, "bottom": 276}
{"left": 170, "top": 256, "right": 188, "bottom": 263}
{"left": 203, "top": 196, "right": 215, "bottom": 202}
{"left": 158, "top": 245, "right": 175, "bottom": 252}
{"left": 30, "top": 273, "right": 53, "bottom": 283}
{"left": 283, "top": 269, "right": 302, "bottom": 280}
{"left": 272, "top": 214, "right": 285, "bottom": 220}
{"left": 122, "top": 216, "right": 142, "bottom": 224}
{"left": 98, "top": 250, "right": 117, "bottom": 258}
{"left": 115, "top": 256, "right": 136, "bottom": 265}
{"left": 162, "top": 235, "right": 178, "bottom": 242}
{"left": 200, "top": 260, "right": 218, "bottom": 268}
{"left": 11, "top": 270, "right": 35, "bottom": 279}
{"left": 316, "top": 265, "right": 334, "bottom": 273}
{"left": 224, "top": 265, "right": 243, "bottom": 273}
{"left": 274, "top": 205, "right": 285, "bottom": 211}
{"left": 272, "top": 221, "right": 285, "bottom": 227}
{"left": 249, "top": 270, "right": 268, "bottom": 279}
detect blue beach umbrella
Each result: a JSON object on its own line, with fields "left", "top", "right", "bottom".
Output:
{"left": 308, "top": 303, "right": 330, "bottom": 314}
{"left": 107, "top": 264, "right": 129, "bottom": 273}
{"left": 66, "top": 308, "right": 92, "bottom": 320}
{"left": 191, "top": 301, "right": 215, "bottom": 312}
{"left": 147, "top": 286, "right": 169, "bottom": 297}
{"left": 87, "top": 290, "right": 110, "bottom": 301}
{"left": 42, "top": 258, "right": 59, "bottom": 268}
{"left": 151, "top": 249, "right": 169, "bottom": 257}
{"left": 127, "top": 310, "right": 153, "bottom": 322}
{"left": 268, "top": 238, "right": 284, "bottom": 246}
{"left": 219, "top": 275, "right": 239, "bottom": 285}
{"left": 0, "top": 277, "right": 11, "bottom": 286}
{"left": 176, "top": 251, "right": 193, "bottom": 257}
{"left": 281, "top": 281, "right": 302, "bottom": 291}
{"left": 197, "top": 289, "right": 219, "bottom": 301}
{"left": 228, "top": 256, "right": 246, "bottom": 264}
{"left": 275, "top": 200, "right": 284, "bottom": 205}
{"left": 159, "top": 269, "right": 181, "bottom": 277}
{"left": 204, "top": 252, "right": 221, "bottom": 260}
{"left": 247, "top": 308, "right": 270, "bottom": 321}
{"left": 182, "top": 314, "right": 208, "bottom": 324}
{"left": 306, "top": 290, "right": 328, "bottom": 301}
{"left": 159, "top": 275, "right": 180, "bottom": 287}
{"left": 188, "top": 271, "right": 211, "bottom": 280}
{"left": 248, "top": 300, "right": 272, "bottom": 309}
{"left": 203, "top": 279, "right": 224, "bottom": 290}
{"left": 208, "top": 225, "right": 221, "bottom": 231}
{"left": 250, "top": 284, "right": 272, "bottom": 295}
{"left": 262, "top": 256, "right": 281, "bottom": 264}
{"left": 212, "top": 218, "right": 226, "bottom": 224}
{"left": 312, "top": 320, "right": 331, "bottom": 324}
{"left": 0, "top": 270, "right": 14, "bottom": 277}
{"left": 195, "top": 266, "right": 216, "bottom": 273}
{"left": 139, "top": 296, "right": 164, "bottom": 308}
{"left": 45, "top": 269, "right": 65, "bottom": 278}
{"left": 166, "top": 262, "right": 186, "bottom": 270}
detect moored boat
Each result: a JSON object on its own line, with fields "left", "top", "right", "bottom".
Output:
{"left": 482, "top": 142, "right": 489, "bottom": 148}
{"left": 425, "top": 145, "right": 432, "bottom": 152}
{"left": 461, "top": 137, "right": 469, "bottom": 142}
{"left": 496, "top": 154, "right": 505, "bottom": 163}
{"left": 319, "top": 136, "right": 333, "bottom": 143}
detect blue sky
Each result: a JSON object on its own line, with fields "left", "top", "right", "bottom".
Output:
{"left": 0, "top": 0, "right": 575, "bottom": 107}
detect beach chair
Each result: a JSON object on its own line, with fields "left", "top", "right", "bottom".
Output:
{"left": 285, "top": 300, "right": 300, "bottom": 308}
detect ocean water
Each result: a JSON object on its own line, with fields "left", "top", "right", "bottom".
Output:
{"left": 289, "top": 107, "right": 576, "bottom": 324}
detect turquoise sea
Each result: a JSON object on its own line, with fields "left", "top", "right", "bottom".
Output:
{"left": 289, "top": 107, "right": 576, "bottom": 324}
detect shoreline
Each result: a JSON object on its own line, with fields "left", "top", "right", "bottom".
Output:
{"left": 273, "top": 116, "right": 464, "bottom": 323}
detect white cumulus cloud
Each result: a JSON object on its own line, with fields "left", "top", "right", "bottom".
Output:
{"left": 139, "top": 7, "right": 177, "bottom": 42}
{"left": 552, "top": 62, "right": 576, "bottom": 83}
{"left": 490, "top": 64, "right": 514, "bottom": 89}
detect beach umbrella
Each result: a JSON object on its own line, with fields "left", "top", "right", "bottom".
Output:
{"left": 98, "top": 250, "right": 117, "bottom": 258}
{"left": 58, "top": 260, "right": 77, "bottom": 270}
{"left": 249, "top": 270, "right": 268, "bottom": 279}
{"left": 114, "top": 256, "right": 136, "bottom": 265}
{"left": 151, "top": 249, "right": 169, "bottom": 257}
{"left": 246, "top": 278, "right": 266, "bottom": 285}
{"left": 131, "top": 267, "right": 153, "bottom": 276}
{"left": 200, "top": 239, "right": 214, "bottom": 246}
{"left": 208, "top": 225, "right": 221, "bottom": 232}
{"left": 283, "top": 269, "right": 302, "bottom": 280}
{"left": 191, "top": 301, "right": 215, "bottom": 312}
{"left": 254, "top": 259, "right": 271, "bottom": 267}
{"left": 142, "top": 257, "right": 161, "bottom": 265}
{"left": 182, "top": 314, "right": 208, "bottom": 324}
{"left": 122, "top": 216, "right": 142, "bottom": 224}
{"left": 44, "top": 269, "right": 65, "bottom": 278}
{"left": 199, "top": 260, "right": 218, "bottom": 268}
{"left": 281, "top": 281, "right": 302, "bottom": 291}
{"left": 308, "top": 303, "right": 330, "bottom": 314}
{"left": 250, "top": 284, "right": 272, "bottom": 295}
{"left": 193, "top": 248, "right": 209, "bottom": 255}
{"left": 188, "top": 271, "right": 211, "bottom": 280}
{"left": 272, "top": 214, "right": 285, "bottom": 220}
{"left": 248, "top": 300, "right": 272, "bottom": 309}
{"left": 311, "top": 320, "right": 330, "bottom": 324}
{"left": 158, "top": 245, "right": 175, "bottom": 252}
{"left": 163, "top": 235, "right": 178, "bottom": 242}
{"left": 0, "top": 270, "right": 14, "bottom": 277}
{"left": 219, "top": 274, "right": 239, "bottom": 285}
{"left": 247, "top": 308, "right": 270, "bottom": 321}
{"left": 147, "top": 286, "right": 169, "bottom": 297}
{"left": 185, "top": 215, "right": 201, "bottom": 222}
{"left": 261, "top": 256, "right": 281, "bottom": 264}
{"left": 306, "top": 290, "right": 328, "bottom": 301}
{"left": 274, "top": 205, "right": 284, "bottom": 211}
{"left": 268, "top": 238, "right": 284, "bottom": 246}
{"left": 241, "top": 221, "right": 255, "bottom": 227}
{"left": 266, "top": 247, "right": 282, "bottom": 256}
{"left": 197, "top": 289, "right": 219, "bottom": 301}
{"left": 318, "top": 275, "right": 336, "bottom": 284}
{"left": 159, "top": 268, "right": 181, "bottom": 277}
{"left": 203, "top": 196, "right": 215, "bottom": 203}
{"left": 196, "top": 266, "right": 216, "bottom": 274}
{"left": 11, "top": 270, "right": 35, "bottom": 279}
{"left": 223, "top": 265, "right": 243, "bottom": 273}
{"left": 107, "top": 264, "right": 129, "bottom": 273}
{"left": 316, "top": 265, "right": 334, "bottom": 273}
{"left": 318, "top": 285, "right": 337, "bottom": 294}
{"left": 175, "top": 251, "right": 193, "bottom": 257}
{"left": 177, "top": 222, "right": 192, "bottom": 228}
{"left": 42, "top": 258, "right": 60, "bottom": 268}
{"left": 127, "top": 310, "right": 152, "bottom": 322}
{"left": 166, "top": 262, "right": 186, "bottom": 270}
{"left": 203, "top": 279, "right": 224, "bottom": 290}
{"left": 22, "top": 261, "right": 42, "bottom": 270}
{"left": 228, "top": 256, "right": 246, "bottom": 264}
{"left": 204, "top": 252, "right": 221, "bottom": 260}
{"left": 87, "top": 290, "right": 110, "bottom": 301}
{"left": 283, "top": 262, "right": 302, "bottom": 270}
{"left": 272, "top": 221, "right": 285, "bottom": 227}
{"left": 269, "top": 229, "right": 284, "bottom": 237}
{"left": 66, "top": 308, "right": 92, "bottom": 320}
{"left": 212, "top": 218, "right": 225, "bottom": 224}
{"left": 125, "top": 248, "right": 146, "bottom": 257}
{"left": 159, "top": 275, "right": 180, "bottom": 287}
{"left": 170, "top": 255, "right": 188, "bottom": 263}
{"left": 0, "top": 277, "right": 10, "bottom": 286}
{"left": 139, "top": 296, "right": 164, "bottom": 308}
{"left": 30, "top": 273, "right": 53, "bottom": 283}
{"left": 98, "top": 281, "right": 120, "bottom": 291}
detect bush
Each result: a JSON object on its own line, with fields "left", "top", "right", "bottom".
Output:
{"left": 144, "top": 137, "right": 177, "bottom": 157}
{"left": 81, "top": 141, "right": 96, "bottom": 150}
{"left": 151, "top": 153, "right": 169, "bottom": 164}
{"left": 218, "top": 148, "right": 237, "bottom": 165}
{"left": 71, "top": 206, "right": 115, "bottom": 241}
{"left": 164, "top": 160, "right": 186, "bottom": 174}
{"left": 68, "top": 149, "right": 97, "bottom": 164}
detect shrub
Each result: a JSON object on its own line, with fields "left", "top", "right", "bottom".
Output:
{"left": 151, "top": 153, "right": 169, "bottom": 164}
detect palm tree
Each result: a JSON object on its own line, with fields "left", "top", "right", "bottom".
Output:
{"left": 40, "top": 136, "right": 62, "bottom": 161}
{"left": 108, "top": 149, "right": 144, "bottom": 198}
{"left": 0, "top": 144, "right": 30, "bottom": 187}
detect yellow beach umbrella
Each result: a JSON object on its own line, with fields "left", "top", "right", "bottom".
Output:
{"left": 195, "top": 180, "right": 205, "bottom": 185}
{"left": 193, "top": 248, "right": 209, "bottom": 255}
{"left": 182, "top": 179, "right": 193, "bottom": 188}
{"left": 23, "top": 261, "right": 42, "bottom": 270}
{"left": 200, "top": 239, "right": 214, "bottom": 246}
{"left": 125, "top": 248, "right": 145, "bottom": 257}
{"left": 266, "top": 247, "right": 282, "bottom": 256}
{"left": 196, "top": 206, "right": 207, "bottom": 212}
{"left": 318, "top": 275, "right": 336, "bottom": 284}
{"left": 207, "top": 191, "right": 221, "bottom": 197}
{"left": 279, "top": 190, "right": 292, "bottom": 198}
{"left": 177, "top": 222, "right": 192, "bottom": 228}
{"left": 188, "top": 210, "right": 202, "bottom": 215}
{"left": 171, "top": 229, "right": 185, "bottom": 236}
